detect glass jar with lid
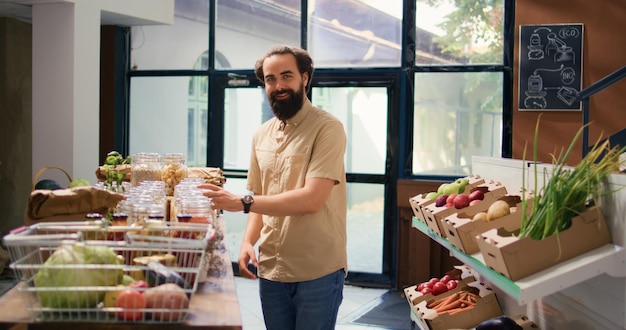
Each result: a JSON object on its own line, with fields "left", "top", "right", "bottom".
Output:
{"left": 161, "top": 153, "right": 188, "bottom": 196}
{"left": 131, "top": 152, "right": 162, "bottom": 187}
{"left": 179, "top": 196, "right": 215, "bottom": 224}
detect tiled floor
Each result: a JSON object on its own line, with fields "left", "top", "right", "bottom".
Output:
{"left": 234, "top": 276, "right": 406, "bottom": 329}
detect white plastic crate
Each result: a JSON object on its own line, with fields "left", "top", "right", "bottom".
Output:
{"left": 3, "top": 221, "right": 215, "bottom": 323}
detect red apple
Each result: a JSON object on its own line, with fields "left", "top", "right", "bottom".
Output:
{"left": 468, "top": 189, "right": 485, "bottom": 202}
{"left": 446, "top": 194, "right": 458, "bottom": 205}
{"left": 431, "top": 282, "right": 448, "bottom": 295}
{"left": 453, "top": 194, "right": 470, "bottom": 209}
{"left": 128, "top": 280, "right": 149, "bottom": 290}
{"left": 116, "top": 289, "right": 145, "bottom": 321}
{"left": 420, "top": 287, "right": 432, "bottom": 295}
{"left": 435, "top": 194, "right": 448, "bottom": 207}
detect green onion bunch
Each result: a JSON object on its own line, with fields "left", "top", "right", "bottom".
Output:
{"left": 519, "top": 115, "right": 626, "bottom": 240}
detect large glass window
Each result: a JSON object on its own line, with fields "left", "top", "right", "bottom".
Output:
{"left": 415, "top": 0, "right": 505, "bottom": 65}
{"left": 413, "top": 72, "right": 503, "bottom": 175}
{"left": 129, "top": 76, "right": 208, "bottom": 163}
{"left": 311, "top": 87, "right": 388, "bottom": 174}
{"left": 223, "top": 88, "right": 267, "bottom": 170}
{"left": 215, "top": 0, "right": 301, "bottom": 69}
{"left": 308, "top": 0, "right": 403, "bottom": 68}
{"left": 130, "top": 1, "right": 209, "bottom": 70}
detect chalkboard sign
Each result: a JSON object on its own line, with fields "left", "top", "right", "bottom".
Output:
{"left": 518, "top": 24, "right": 584, "bottom": 111}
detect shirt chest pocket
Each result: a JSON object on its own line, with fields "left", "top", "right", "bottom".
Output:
{"left": 281, "top": 152, "right": 309, "bottom": 189}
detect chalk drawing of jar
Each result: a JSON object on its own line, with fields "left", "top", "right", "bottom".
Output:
{"left": 524, "top": 73, "right": 547, "bottom": 109}
{"left": 546, "top": 32, "right": 575, "bottom": 64}
{"left": 527, "top": 32, "right": 544, "bottom": 60}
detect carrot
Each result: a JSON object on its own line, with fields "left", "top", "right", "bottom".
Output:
{"left": 428, "top": 293, "right": 457, "bottom": 309}
{"left": 465, "top": 292, "right": 480, "bottom": 303}
{"left": 434, "top": 299, "right": 462, "bottom": 313}
{"left": 447, "top": 304, "right": 475, "bottom": 315}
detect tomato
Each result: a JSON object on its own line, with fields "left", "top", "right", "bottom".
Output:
{"left": 417, "top": 283, "right": 426, "bottom": 291}
{"left": 446, "top": 280, "right": 458, "bottom": 290}
{"left": 431, "top": 282, "right": 448, "bottom": 296}
{"left": 424, "top": 281, "right": 435, "bottom": 289}
{"left": 116, "top": 289, "right": 145, "bottom": 321}
{"left": 439, "top": 275, "right": 451, "bottom": 284}
{"left": 428, "top": 278, "right": 439, "bottom": 285}
{"left": 419, "top": 287, "right": 432, "bottom": 295}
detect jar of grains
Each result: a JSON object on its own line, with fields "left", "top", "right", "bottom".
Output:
{"left": 130, "top": 152, "right": 162, "bottom": 187}
{"left": 161, "top": 153, "right": 188, "bottom": 196}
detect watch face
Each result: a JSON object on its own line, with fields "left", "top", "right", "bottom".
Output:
{"left": 243, "top": 195, "right": 254, "bottom": 204}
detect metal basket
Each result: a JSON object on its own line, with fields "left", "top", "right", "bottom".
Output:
{"left": 3, "top": 221, "right": 215, "bottom": 323}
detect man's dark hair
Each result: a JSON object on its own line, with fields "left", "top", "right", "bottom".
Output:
{"left": 254, "top": 45, "right": 314, "bottom": 92}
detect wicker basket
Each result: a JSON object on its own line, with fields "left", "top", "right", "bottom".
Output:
{"left": 31, "top": 166, "right": 72, "bottom": 191}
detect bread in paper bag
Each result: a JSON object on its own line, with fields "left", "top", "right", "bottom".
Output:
{"left": 25, "top": 186, "right": 125, "bottom": 225}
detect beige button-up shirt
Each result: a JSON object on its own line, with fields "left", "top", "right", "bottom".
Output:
{"left": 247, "top": 99, "right": 348, "bottom": 282}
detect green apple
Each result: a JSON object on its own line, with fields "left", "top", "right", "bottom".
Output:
{"left": 437, "top": 183, "right": 449, "bottom": 194}
{"left": 69, "top": 178, "right": 90, "bottom": 188}
{"left": 425, "top": 192, "right": 439, "bottom": 200}
{"left": 121, "top": 274, "right": 135, "bottom": 286}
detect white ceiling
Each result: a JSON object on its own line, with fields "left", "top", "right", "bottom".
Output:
{"left": 0, "top": 1, "right": 169, "bottom": 25}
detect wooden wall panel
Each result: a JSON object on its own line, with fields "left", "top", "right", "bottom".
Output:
{"left": 513, "top": 0, "right": 626, "bottom": 165}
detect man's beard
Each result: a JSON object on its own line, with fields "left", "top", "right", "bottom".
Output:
{"left": 269, "top": 85, "right": 304, "bottom": 121}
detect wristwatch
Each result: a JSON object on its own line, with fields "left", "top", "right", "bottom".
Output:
{"left": 241, "top": 195, "right": 254, "bottom": 213}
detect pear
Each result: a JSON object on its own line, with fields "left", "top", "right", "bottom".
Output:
{"left": 437, "top": 183, "right": 449, "bottom": 194}
{"left": 455, "top": 178, "right": 470, "bottom": 193}
{"left": 442, "top": 183, "right": 461, "bottom": 196}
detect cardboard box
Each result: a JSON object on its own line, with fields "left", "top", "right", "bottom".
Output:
{"left": 403, "top": 266, "right": 475, "bottom": 306}
{"left": 476, "top": 205, "right": 611, "bottom": 281}
{"left": 412, "top": 281, "right": 503, "bottom": 330}
{"left": 421, "top": 181, "right": 508, "bottom": 237}
{"left": 409, "top": 193, "right": 435, "bottom": 224}
{"left": 440, "top": 195, "right": 527, "bottom": 254}
{"left": 408, "top": 175, "right": 486, "bottom": 224}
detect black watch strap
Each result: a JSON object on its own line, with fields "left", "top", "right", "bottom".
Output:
{"left": 241, "top": 195, "right": 254, "bottom": 213}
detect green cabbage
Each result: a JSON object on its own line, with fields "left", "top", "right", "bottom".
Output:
{"left": 34, "top": 244, "right": 123, "bottom": 308}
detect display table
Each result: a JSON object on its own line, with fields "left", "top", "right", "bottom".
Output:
{"left": 0, "top": 217, "right": 242, "bottom": 330}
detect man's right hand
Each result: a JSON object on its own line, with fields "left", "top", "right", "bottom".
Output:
{"left": 238, "top": 242, "right": 258, "bottom": 279}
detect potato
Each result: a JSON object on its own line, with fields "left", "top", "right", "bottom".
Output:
{"left": 143, "top": 283, "right": 190, "bottom": 321}
{"left": 472, "top": 211, "right": 489, "bottom": 222}
{"left": 487, "top": 200, "right": 511, "bottom": 221}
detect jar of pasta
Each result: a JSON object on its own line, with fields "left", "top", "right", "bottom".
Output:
{"left": 161, "top": 153, "right": 188, "bottom": 196}
{"left": 131, "top": 152, "right": 162, "bottom": 187}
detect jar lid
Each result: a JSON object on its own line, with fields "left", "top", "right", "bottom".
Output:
{"left": 177, "top": 214, "right": 192, "bottom": 222}
{"left": 85, "top": 213, "right": 103, "bottom": 219}
{"left": 112, "top": 213, "right": 129, "bottom": 219}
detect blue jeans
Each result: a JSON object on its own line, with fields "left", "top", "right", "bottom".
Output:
{"left": 259, "top": 269, "right": 345, "bottom": 330}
